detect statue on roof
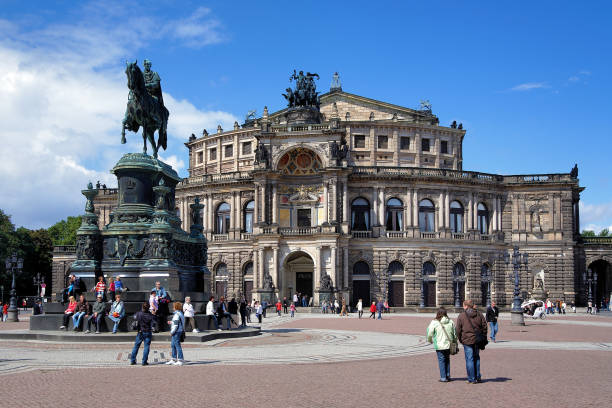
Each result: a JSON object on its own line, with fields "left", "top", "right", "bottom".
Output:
{"left": 284, "top": 70, "right": 320, "bottom": 108}
{"left": 419, "top": 100, "right": 432, "bottom": 112}
{"left": 570, "top": 163, "right": 578, "bottom": 178}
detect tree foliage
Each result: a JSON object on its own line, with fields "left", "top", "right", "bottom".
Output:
{"left": 47, "top": 216, "right": 82, "bottom": 246}
{"left": 581, "top": 229, "right": 612, "bottom": 237}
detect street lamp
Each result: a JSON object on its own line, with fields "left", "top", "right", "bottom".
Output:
{"left": 503, "top": 246, "right": 528, "bottom": 326}
{"left": 33, "top": 272, "right": 44, "bottom": 301}
{"left": 5, "top": 252, "right": 24, "bottom": 322}
{"left": 582, "top": 268, "right": 597, "bottom": 311}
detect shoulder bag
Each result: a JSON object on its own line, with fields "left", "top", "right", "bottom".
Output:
{"left": 465, "top": 311, "right": 488, "bottom": 350}
{"left": 439, "top": 321, "right": 458, "bottom": 355}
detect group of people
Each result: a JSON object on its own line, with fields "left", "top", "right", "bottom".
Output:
{"left": 426, "top": 300, "right": 498, "bottom": 383}
{"left": 320, "top": 298, "right": 348, "bottom": 315}
{"left": 362, "top": 299, "right": 389, "bottom": 319}
{"left": 292, "top": 293, "right": 310, "bottom": 307}
{"left": 545, "top": 299, "right": 568, "bottom": 314}
{"left": 60, "top": 293, "right": 125, "bottom": 334}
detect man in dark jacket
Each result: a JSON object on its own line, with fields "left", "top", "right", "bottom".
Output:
{"left": 486, "top": 301, "right": 499, "bottom": 343}
{"left": 282, "top": 297, "right": 289, "bottom": 314}
{"left": 456, "top": 299, "right": 487, "bottom": 383}
{"left": 130, "top": 302, "right": 155, "bottom": 366}
{"left": 86, "top": 295, "right": 106, "bottom": 334}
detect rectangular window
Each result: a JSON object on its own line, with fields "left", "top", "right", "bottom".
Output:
{"left": 242, "top": 141, "right": 252, "bottom": 155}
{"left": 377, "top": 135, "right": 388, "bottom": 149}
{"left": 354, "top": 135, "right": 366, "bottom": 148}
{"left": 400, "top": 137, "right": 410, "bottom": 150}
{"left": 224, "top": 144, "right": 233, "bottom": 158}
{"left": 197, "top": 151, "right": 203, "bottom": 164}
{"left": 440, "top": 140, "right": 448, "bottom": 154}
{"left": 421, "top": 138, "right": 430, "bottom": 152}
{"left": 209, "top": 148, "right": 217, "bottom": 161}
{"left": 297, "top": 209, "right": 311, "bottom": 227}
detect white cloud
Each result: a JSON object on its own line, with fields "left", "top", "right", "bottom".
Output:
{"left": 0, "top": 6, "right": 236, "bottom": 229}
{"left": 580, "top": 201, "right": 612, "bottom": 232}
{"left": 165, "top": 7, "right": 226, "bottom": 48}
{"left": 510, "top": 82, "right": 549, "bottom": 92}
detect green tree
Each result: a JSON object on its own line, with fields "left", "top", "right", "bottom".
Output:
{"left": 47, "top": 216, "right": 82, "bottom": 246}
{"left": 581, "top": 230, "right": 596, "bottom": 236}
{"left": 598, "top": 228, "right": 610, "bottom": 237}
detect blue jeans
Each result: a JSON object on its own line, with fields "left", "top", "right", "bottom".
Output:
{"left": 171, "top": 332, "right": 184, "bottom": 360}
{"left": 223, "top": 313, "right": 231, "bottom": 330}
{"left": 209, "top": 314, "right": 219, "bottom": 330}
{"left": 72, "top": 312, "right": 86, "bottom": 329}
{"left": 87, "top": 314, "right": 103, "bottom": 332}
{"left": 377, "top": 310, "right": 382, "bottom": 320}
{"left": 109, "top": 315, "right": 123, "bottom": 333}
{"left": 489, "top": 321, "right": 498, "bottom": 341}
{"left": 436, "top": 350, "right": 451, "bottom": 380}
{"left": 131, "top": 332, "right": 152, "bottom": 364}
{"left": 463, "top": 344, "right": 481, "bottom": 382}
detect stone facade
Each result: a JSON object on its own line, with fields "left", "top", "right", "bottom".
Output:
{"left": 60, "top": 84, "right": 612, "bottom": 307}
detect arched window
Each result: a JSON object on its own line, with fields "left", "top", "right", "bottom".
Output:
{"left": 215, "top": 202, "right": 231, "bottom": 234}
{"left": 480, "top": 263, "right": 491, "bottom": 306}
{"left": 450, "top": 201, "right": 464, "bottom": 233}
{"left": 385, "top": 198, "right": 403, "bottom": 231}
{"left": 243, "top": 200, "right": 254, "bottom": 233}
{"left": 215, "top": 263, "right": 228, "bottom": 277}
{"left": 243, "top": 261, "right": 253, "bottom": 276}
{"left": 418, "top": 199, "right": 435, "bottom": 232}
{"left": 422, "top": 261, "right": 436, "bottom": 276}
{"left": 214, "top": 263, "right": 228, "bottom": 298}
{"left": 453, "top": 263, "right": 465, "bottom": 278}
{"left": 388, "top": 261, "right": 404, "bottom": 275}
{"left": 351, "top": 198, "right": 370, "bottom": 231}
{"left": 477, "top": 203, "right": 489, "bottom": 234}
{"left": 353, "top": 261, "right": 370, "bottom": 275}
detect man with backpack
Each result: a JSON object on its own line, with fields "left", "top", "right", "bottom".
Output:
{"left": 456, "top": 299, "right": 488, "bottom": 384}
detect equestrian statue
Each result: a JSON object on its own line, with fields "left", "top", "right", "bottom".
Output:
{"left": 121, "top": 59, "right": 169, "bottom": 158}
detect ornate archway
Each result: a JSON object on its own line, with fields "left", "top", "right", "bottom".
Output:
{"left": 276, "top": 148, "right": 323, "bottom": 175}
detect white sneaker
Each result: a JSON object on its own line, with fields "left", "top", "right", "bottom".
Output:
{"left": 174, "top": 360, "right": 183, "bottom": 366}
{"left": 192, "top": 329, "right": 199, "bottom": 333}
{"left": 217, "top": 329, "right": 222, "bottom": 331}
{"left": 165, "top": 359, "right": 175, "bottom": 365}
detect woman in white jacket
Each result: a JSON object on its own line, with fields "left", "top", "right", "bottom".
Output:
{"left": 167, "top": 301, "right": 185, "bottom": 366}
{"left": 426, "top": 307, "right": 458, "bottom": 382}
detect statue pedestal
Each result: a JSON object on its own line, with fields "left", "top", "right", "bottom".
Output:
{"left": 511, "top": 310, "right": 525, "bottom": 326}
{"left": 286, "top": 107, "right": 321, "bottom": 125}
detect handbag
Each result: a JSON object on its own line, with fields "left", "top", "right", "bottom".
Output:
{"left": 465, "top": 311, "right": 488, "bottom": 350}
{"left": 439, "top": 321, "right": 458, "bottom": 355}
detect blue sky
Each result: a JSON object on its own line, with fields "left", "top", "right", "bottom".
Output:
{"left": 1, "top": 0, "right": 611, "bottom": 231}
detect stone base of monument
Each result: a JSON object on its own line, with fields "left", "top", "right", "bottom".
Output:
{"left": 285, "top": 106, "right": 321, "bottom": 125}
{"left": 510, "top": 310, "right": 526, "bottom": 326}
{"left": 0, "top": 326, "right": 260, "bottom": 343}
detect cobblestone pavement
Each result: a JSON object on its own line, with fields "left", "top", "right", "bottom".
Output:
{"left": 0, "top": 312, "right": 610, "bottom": 407}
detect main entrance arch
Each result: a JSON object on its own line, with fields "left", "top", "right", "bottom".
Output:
{"left": 588, "top": 259, "right": 612, "bottom": 306}
{"left": 283, "top": 251, "right": 315, "bottom": 303}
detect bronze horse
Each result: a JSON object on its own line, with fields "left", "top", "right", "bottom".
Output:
{"left": 121, "top": 61, "right": 168, "bottom": 158}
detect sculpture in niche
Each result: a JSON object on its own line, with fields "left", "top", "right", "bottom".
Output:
{"left": 532, "top": 209, "right": 542, "bottom": 232}
{"left": 533, "top": 269, "right": 545, "bottom": 290}
{"left": 320, "top": 274, "right": 333, "bottom": 291}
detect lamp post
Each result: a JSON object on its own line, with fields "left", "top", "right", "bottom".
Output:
{"left": 5, "top": 252, "right": 24, "bottom": 322}
{"left": 33, "top": 272, "right": 44, "bottom": 301}
{"left": 503, "top": 246, "right": 528, "bottom": 326}
{"left": 582, "top": 268, "right": 597, "bottom": 311}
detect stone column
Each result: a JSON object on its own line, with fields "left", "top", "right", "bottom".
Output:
{"left": 207, "top": 194, "right": 213, "bottom": 234}
{"left": 262, "top": 183, "right": 268, "bottom": 224}
{"left": 323, "top": 182, "right": 329, "bottom": 224}
{"left": 444, "top": 191, "right": 450, "bottom": 228}
{"left": 233, "top": 133, "right": 238, "bottom": 170}
{"left": 393, "top": 129, "right": 400, "bottom": 166}
{"left": 412, "top": 189, "right": 418, "bottom": 229}
{"left": 272, "top": 184, "right": 278, "bottom": 224}
{"left": 343, "top": 247, "right": 349, "bottom": 290}
{"left": 492, "top": 196, "right": 498, "bottom": 231}
{"left": 406, "top": 188, "right": 412, "bottom": 227}
{"left": 330, "top": 179, "right": 337, "bottom": 222}
{"left": 371, "top": 188, "right": 377, "bottom": 227}
{"left": 370, "top": 127, "right": 377, "bottom": 166}
{"left": 467, "top": 193, "right": 473, "bottom": 230}
{"left": 438, "top": 191, "right": 444, "bottom": 229}
{"left": 253, "top": 249, "right": 259, "bottom": 289}
{"left": 217, "top": 138, "right": 222, "bottom": 173}
{"left": 273, "top": 247, "right": 279, "bottom": 292}
{"left": 203, "top": 142, "right": 208, "bottom": 173}
{"left": 379, "top": 188, "right": 385, "bottom": 226}
{"left": 342, "top": 182, "right": 348, "bottom": 223}
{"left": 415, "top": 132, "right": 421, "bottom": 167}
{"left": 254, "top": 184, "right": 259, "bottom": 224}
{"left": 330, "top": 246, "right": 337, "bottom": 288}
{"left": 473, "top": 198, "right": 479, "bottom": 231}
{"left": 315, "top": 246, "right": 322, "bottom": 290}
{"left": 258, "top": 248, "right": 265, "bottom": 287}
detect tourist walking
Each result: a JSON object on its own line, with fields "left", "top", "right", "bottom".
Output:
{"left": 293, "top": 293, "right": 299, "bottom": 307}
{"left": 426, "top": 307, "right": 458, "bottom": 382}
{"left": 290, "top": 302, "right": 296, "bottom": 318}
{"left": 130, "top": 302, "right": 154, "bottom": 366}
{"left": 276, "top": 299, "right": 282, "bottom": 316}
{"left": 357, "top": 299, "right": 363, "bottom": 318}
{"left": 166, "top": 301, "right": 185, "bottom": 366}
{"left": 60, "top": 296, "right": 77, "bottom": 329}
{"left": 239, "top": 298, "right": 247, "bottom": 327}
{"left": 255, "top": 301, "right": 263, "bottom": 323}
{"left": 456, "top": 300, "right": 488, "bottom": 384}
{"left": 369, "top": 301, "right": 376, "bottom": 318}
{"left": 183, "top": 296, "right": 198, "bottom": 333}
{"left": 262, "top": 299, "right": 268, "bottom": 318}
{"left": 282, "top": 297, "right": 289, "bottom": 314}
{"left": 109, "top": 294, "right": 125, "bottom": 334}
{"left": 340, "top": 298, "right": 348, "bottom": 316}
{"left": 2, "top": 302, "right": 8, "bottom": 321}
{"left": 376, "top": 299, "right": 384, "bottom": 320}
{"left": 486, "top": 301, "right": 499, "bottom": 343}
{"left": 206, "top": 296, "right": 221, "bottom": 331}
{"left": 228, "top": 297, "right": 239, "bottom": 328}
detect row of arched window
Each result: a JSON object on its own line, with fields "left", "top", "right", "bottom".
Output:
{"left": 351, "top": 197, "right": 490, "bottom": 234}
{"left": 209, "top": 200, "right": 255, "bottom": 234}
{"left": 353, "top": 260, "right": 490, "bottom": 278}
